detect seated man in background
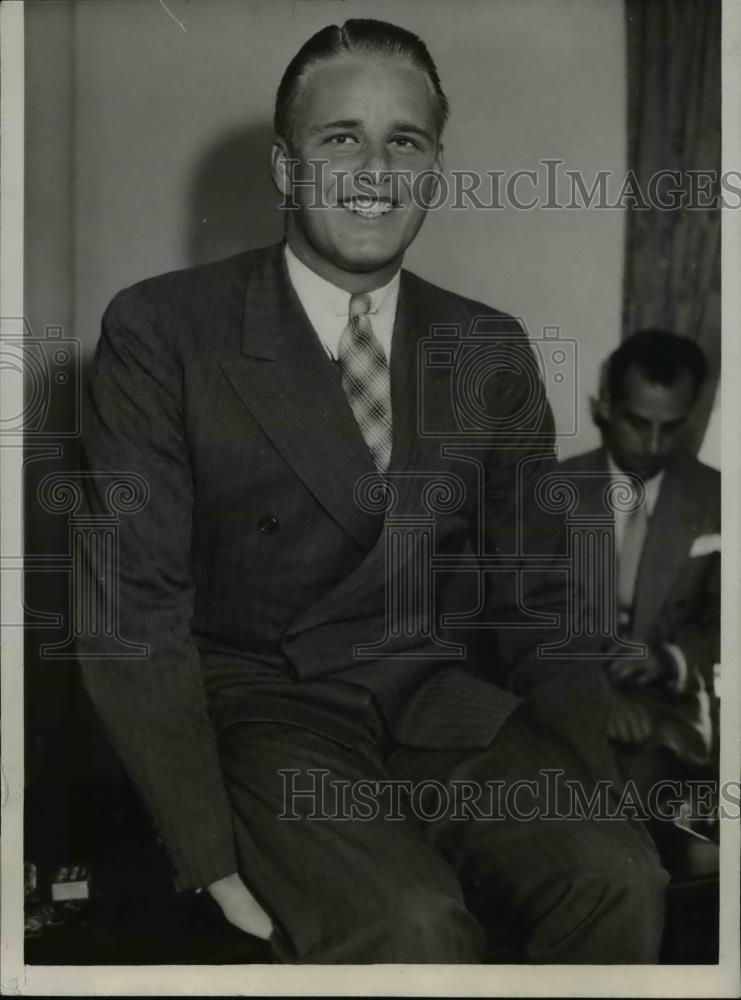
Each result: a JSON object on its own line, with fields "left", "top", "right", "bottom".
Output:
{"left": 559, "top": 330, "right": 720, "bottom": 805}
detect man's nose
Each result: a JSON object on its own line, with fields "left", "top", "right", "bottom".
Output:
{"left": 358, "top": 143, "right": 392, "bottom": 182}
{"left": 646, "top": 425, "right": 662, "bottom": 455}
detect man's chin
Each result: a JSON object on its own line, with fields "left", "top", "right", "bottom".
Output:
{"left": 625, "top": 461, "right": 663, "bottom": 480}
{"left": 334, "top": 247, "right": 404, "bottom": 274}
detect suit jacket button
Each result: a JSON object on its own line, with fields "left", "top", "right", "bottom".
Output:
{"left": 259, "top": 515, "right": 279, "bottom": 535}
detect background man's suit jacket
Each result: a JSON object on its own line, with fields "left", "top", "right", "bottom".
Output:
{"left": 558, "top": 447, "right": 720, "bottom": 763}
{"left": 78, "top": 243, "right": 604, "bottom": 890}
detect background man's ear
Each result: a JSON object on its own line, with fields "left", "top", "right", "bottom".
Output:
{"left": 590, "top": 358, "right": 612, "bottom": 428}
{"left": 590, "top": 393, "right": 610, "bottom": 428}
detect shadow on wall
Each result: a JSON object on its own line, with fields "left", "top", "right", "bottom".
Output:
{"left": 186, "top": 121, "right": 284, "bottom": 266}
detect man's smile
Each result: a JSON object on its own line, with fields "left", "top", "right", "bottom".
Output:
{"left": 339, "top": 195, "right": 402, "bottom": 219}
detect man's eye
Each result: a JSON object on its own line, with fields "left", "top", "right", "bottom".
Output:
{"left": 327, "top": 134, "right": 358, "bottom": 146}
{"left": 390, "top": 136, "right": 419, "bottom": 149}
{"left": 626, "top": 416, "right": 648, "bottom": 431}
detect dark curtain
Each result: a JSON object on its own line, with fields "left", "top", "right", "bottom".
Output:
{"left": 623, "top": 0, "right": 721, "bottom": 453}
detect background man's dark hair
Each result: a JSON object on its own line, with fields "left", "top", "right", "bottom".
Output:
{"left": 606, "top": 328, "right": 709, "bottom": 402}
{"left": 274, "top": 18, "right": 449, "bottom": 146}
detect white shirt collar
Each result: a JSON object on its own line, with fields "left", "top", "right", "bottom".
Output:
{"left": 606, "top": 451, "right": 664, "bottom": 516}
{"left": 284, "top": 243, "right": 400, "bottom": 362}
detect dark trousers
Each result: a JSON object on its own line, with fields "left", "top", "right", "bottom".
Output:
{"left": 218, "top": 697, "right": 669, "bottom": 964}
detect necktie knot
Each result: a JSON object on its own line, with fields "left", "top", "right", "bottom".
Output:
{"left": 349, "top": 292, "right": 372, "bottom": 319}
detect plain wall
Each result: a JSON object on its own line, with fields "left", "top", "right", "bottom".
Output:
{"left": 27, "top": 0, "right": 630, "bottom": 460}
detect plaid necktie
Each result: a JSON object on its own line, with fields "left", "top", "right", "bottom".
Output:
{"left": 337, "top": 292, "right": 393, "bottom": 472}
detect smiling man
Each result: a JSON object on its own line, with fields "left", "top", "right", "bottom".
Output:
{"left": 271, "top": 35, "right": 443, "bottom": 284}
{"left": 78, "top": 19, "right": 668, "bottom": 964}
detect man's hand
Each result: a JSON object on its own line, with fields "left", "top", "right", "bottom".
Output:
{"left": 606, "top": 692, "right": 653, "bottom": 745}
{"left": 207, "top": 873, "right": 273, "bottom": 940}
{"left": 605, "top": 645, "right": 667, "bottom": 688}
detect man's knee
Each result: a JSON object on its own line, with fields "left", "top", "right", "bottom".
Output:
{"left": 299, "top": 887, "right": 486, "bottom": 964}
{"left": 608, "top": 844, "right": 670, "bottom": 908}
{"left": 576, "top": 822, "right": 669, "bottom": 911}
{"left": 529, "top": 828, "right": 669, "bottom": 962}
{"left": 388, "top": 887, "right": 485, "bottom": 962}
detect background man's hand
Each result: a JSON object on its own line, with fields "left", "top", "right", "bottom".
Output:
{"left": 207, "top": 873, "right": 273, "bottom": 940}
{"left": 605, "top": 645, "right": 666, "bottom": 687}
{"left": 606, "top": 692, "right": 653, "bottom": 745}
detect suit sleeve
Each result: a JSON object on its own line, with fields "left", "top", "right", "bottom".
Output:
{"left": 481, "top": 330, "right": 614, "bottom": 714}
{"left": 668, "top": 550, "right": 720, "bottom": 693}
{"left": 76, "top": 286, "right": 238, "bottom": 891}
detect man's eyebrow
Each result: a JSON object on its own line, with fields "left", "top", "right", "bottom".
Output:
{"left": 622, "top": 408, "right": 651, "bottom": 423}
{"left": 388, "top": 121, "right": 435, "bottom": 142}
{"left": 622, "top": 408, "right": 686, "bottom": 426}
{"left": 308, "top": 119, "right": 363, "bottom": 136}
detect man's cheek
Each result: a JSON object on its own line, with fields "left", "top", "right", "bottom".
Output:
{"left": 387, "top": 170, "right": 419, "bottom": 207}
{"left": 293, "top": 158, "right": 330, "bottom": 206}
{"left": 420, "top": 173, "right": 446, "bottom": 210}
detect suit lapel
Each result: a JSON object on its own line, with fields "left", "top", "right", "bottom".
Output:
{"left": 631, "top": 461, "right": 697, "bottom": 638}
{"left": 386, "top": 274, "right": 452, "bottom": 490}
{"left": 221, "top": 245, "right": 380, "bottom": 551}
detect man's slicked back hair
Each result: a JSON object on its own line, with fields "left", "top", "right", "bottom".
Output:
{"left": 606, "top": 329, "right": 709, "bottom": 402}
{"left": 274, "top": 18, "right": 449, "bottom": 145}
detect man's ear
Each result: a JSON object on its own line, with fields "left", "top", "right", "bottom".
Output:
{"left": 590, "top": 393, "right": 610, "bottom": 428}
{"left": 270, "top": 137, "right": 293, "bottom": 200}
{"left": 420, "top": 143, "right": 443, "bottom": 205}
{"left": 591, "top": 360, "right": 611, "bottom": 428}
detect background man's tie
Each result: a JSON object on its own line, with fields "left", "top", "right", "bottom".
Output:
{"left": 337, "top": 292, "right": 393, "bottom": 472}
{"left": 617, "top": 498, "right": 649, "bottom": 622}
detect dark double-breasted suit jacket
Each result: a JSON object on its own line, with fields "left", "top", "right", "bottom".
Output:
{"left": 78, "top": 243, "right": 602, "bottom": 890}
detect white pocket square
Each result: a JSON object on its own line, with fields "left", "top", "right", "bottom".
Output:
{"left": 690, "top": 533, "right": 721, "bottom": 557}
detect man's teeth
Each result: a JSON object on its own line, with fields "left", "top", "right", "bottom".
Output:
{"left": 343, "top": 198, "right": 396, "bottom": 217}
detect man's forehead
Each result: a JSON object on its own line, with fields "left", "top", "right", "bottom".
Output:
{"left": 294, "top": 51, "right": 438, "bottom": 121}
{"left": 619, "top": 365, "right": 695, "bottom": 415}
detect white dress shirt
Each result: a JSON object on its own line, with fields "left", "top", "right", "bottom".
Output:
{"left": 284, "top": 243, "right": 400, "bottom": 363}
